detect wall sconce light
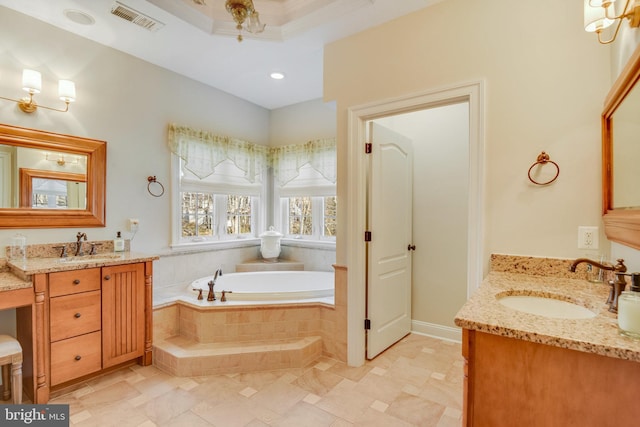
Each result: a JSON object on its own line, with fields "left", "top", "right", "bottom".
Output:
{"left": 45, "top": 152, "right": 79, "bottom": 166}
{"left": 584, "top": 0, "right": 640, "bottom": 44}
{"left": 0, "top": 69, "right": 76, "bottom": 113}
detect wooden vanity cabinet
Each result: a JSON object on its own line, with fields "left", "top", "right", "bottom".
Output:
{"left": 462, "top": 329, "right": 640, "bottom": 426}
{"left": 48, "top": 268, "right": 102, "bottom": 386}
{"left": 101, "top": 263, "right": 145, "bottom": 368}
{"left": 42, "top": 262, "right": 151, "bottom": 394}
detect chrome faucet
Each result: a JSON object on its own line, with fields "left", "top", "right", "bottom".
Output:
{"left": 75, "top": 232, "right": 87, "bottom": 256}
{"left": 570, "top": 258, "right": 627, "bottom": 312}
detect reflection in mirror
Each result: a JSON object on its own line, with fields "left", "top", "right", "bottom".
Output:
{"left": 602, "top": 43, "right": 640, "bottom": 249}
{"left": 19, "top": 168, "right": 86, "bottom": 209}
{"left": 0, "top": 145, "right": 88, "bottom": 208}
{"left": 0, "top": 123, "right": 106, "bottom": 229}
{"left": 612, "top": 81, "right": 640, "bottom": 209}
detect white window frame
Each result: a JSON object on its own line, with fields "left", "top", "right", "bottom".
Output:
{"left": 278, "top": 194, "right": 336, "bottom": 242}
{"left": 171, "top": 155, "right": 264, "bottom": 248}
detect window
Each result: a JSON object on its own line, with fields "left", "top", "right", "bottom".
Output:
{"left": 226, "top": 195, "right": 253, "bottom": 235}
{"left": 173, "top": 157, "right": 263, "bottom": 245}
{"left": 168, "top": 124, "right": 335, "bottom": 247}
{"left": 180, "top": 192, "right": 256, "bottom": 239}
{"left": 281, "top": 195, "right": 336, "bottom": 241}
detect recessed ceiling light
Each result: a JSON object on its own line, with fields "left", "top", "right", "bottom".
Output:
{"left": 64, "top": 9, "right": 96, "bottom": 26}
{"left": 270, "top": 72, "right": 285, "bottom": 80}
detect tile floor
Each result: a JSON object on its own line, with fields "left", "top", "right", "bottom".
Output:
{"left": 32, "top": 334, "right": 464, "bottom": 426}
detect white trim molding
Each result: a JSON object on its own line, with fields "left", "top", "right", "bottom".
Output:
{"left": 411, "top": 320, "right": 462, "bottom": 343}
{"left": 346, "top": 80, "right": 485, "bottom": 366}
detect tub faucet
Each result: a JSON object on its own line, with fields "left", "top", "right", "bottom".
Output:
{"left": 75, "top": 232, "right": 87, "bottom": 256}
{"left": 207, "top": 269, "right": 223, "bottom": 302}
{"left": 570, "top": 258, "right": 627, "bottom": 313}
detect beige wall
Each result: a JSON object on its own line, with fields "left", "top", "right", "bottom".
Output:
{"left": 325, "top": 0, "right": 612, "bottom": 273}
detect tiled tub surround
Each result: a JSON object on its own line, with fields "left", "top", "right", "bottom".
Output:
{"left": 455, "top": 254, "right": 640, "bottom": 361}
{"left": 153, "top": 265, "right": 348, "bottom": 377}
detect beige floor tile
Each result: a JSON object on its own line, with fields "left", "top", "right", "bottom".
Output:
{"left": 292, "top": 366, "right": 345, "bottom": 396}
{"left": 48, "top": 333, "right": 463, "bottom": 427}
{"left": 352, "top": 407, "right": 415, "bottom": 427}
{"left": 385, "top": 392, "right": 446, "bottom": 426}
{"left": 157, "top": 410, "right": 211, "bottom": 427}
{"left": 269, "top": 401, "right": 337, "bottom": 427}
{"left": 142, "top": 388, "right": 201, "bottom": 425}
{"left": 315, "top": 378, "right": 376, "bottom": 423}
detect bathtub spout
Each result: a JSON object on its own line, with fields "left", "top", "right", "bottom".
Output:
{"left": 207, "top": 269, "right": 223, "bottom": 302}
{"left": 207, "top": 279, "right": 216, "bottom": 301}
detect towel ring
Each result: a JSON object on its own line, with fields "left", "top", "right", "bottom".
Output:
{"left": 528, "top": 152, "right": 559, "bottom": 186}
{"left": 147, "top": 176, "right": 165, "bottom": 197}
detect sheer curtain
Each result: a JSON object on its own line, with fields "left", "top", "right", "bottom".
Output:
{"left": 168, "top": 123, "right": 268, "bottom": 183}
{"left": 270, "top": 138, "right": 337, "bottom": 186}
{"left": 168, "top": 124, "right": 335, "bottom": 186}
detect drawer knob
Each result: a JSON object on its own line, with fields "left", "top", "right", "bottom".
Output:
{"left": 73, "top": 279, "right": 81, "bottom": 285}
{"left": 75, "top": 355, "right": 82, "bottom": 361}
{"left": 74, "top": 313, "right": 81, "bottom": 318}
{"left": 104, "top": 275, "right": 111, "bottom": 280}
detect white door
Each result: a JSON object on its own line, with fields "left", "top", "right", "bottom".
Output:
{"left": 366, "top": 122, "right": 414, "bottom": 359}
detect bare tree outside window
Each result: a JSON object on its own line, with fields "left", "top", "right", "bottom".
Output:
{"left": 226, "top": 195, "right": 252, "bottom": 235}
{"left": 288, "top": 197, "right": 313, "bottom": 235}
{"left": 324, "top": 196, "right": 337, "bottom": 237}
{"left": 181, "top": 192, "right": 213, "bottom": 237}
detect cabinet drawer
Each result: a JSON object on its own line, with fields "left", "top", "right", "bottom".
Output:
{"left": 50, "top": 291, "right": 101, "bottom": 342}
{"left": 49, "top": 268, "right": 101, "bottom": 297}
{"left": 50, "top": 331, "right": 102, "bottom": 386}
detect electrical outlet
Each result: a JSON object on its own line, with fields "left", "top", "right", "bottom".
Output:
{"left": 128, "top": 218, "right": 139, "bottom": 232}
{"left": 578, "top": 226, "right": 599, "bottom": 250}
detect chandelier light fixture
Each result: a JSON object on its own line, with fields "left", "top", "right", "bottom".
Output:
{"left": 225, "top": 0, "right": 265, "bottom": 42}
{"left": 584, "top": 0, "right": 640, "bottom": 44}
{"left": 0, "top": 69, "right": 76, "bottom": 113}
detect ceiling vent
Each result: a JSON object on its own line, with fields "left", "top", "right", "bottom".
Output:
{"left": 110, "top": 1, "right": 165, "bottom": 32}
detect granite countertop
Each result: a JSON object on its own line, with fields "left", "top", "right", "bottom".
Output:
{"left": 455, "top": 270, "right": 640, "bottom": 362}
{"left": 0, "top": 271, "right": 33, "bottom": 292}
{"left": 5, "top": 251, "right": 159, "bottom": 280}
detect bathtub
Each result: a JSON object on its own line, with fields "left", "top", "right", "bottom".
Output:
{"left": 188, "top": 270, "right": 334, "bottom": 302}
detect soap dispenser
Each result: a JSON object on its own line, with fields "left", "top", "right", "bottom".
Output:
{"left": 617, "top": 273, "right": 640, "bottom": 339}
{"left": 113, "top": 231, "right": 125, "bottom": 252}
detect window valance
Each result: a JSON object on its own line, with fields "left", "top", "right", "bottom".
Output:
{"left": 270, "top": 138, "right": 336, "bottom": 186}
{"left": 168, "top": 124, "right": 335, "bottom": 186}
{"left": 168, "top": 123, "right": 268, "bottom": 182}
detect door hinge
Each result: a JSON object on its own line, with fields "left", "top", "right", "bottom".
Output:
{"left": 365, "top": 143, "right": 372, "bottom": 154}
{"left": 364, "top": 319, "right": 371, "bottom": 330}
{"left": 364, "top": 231, "right": 372, "bottom": 242}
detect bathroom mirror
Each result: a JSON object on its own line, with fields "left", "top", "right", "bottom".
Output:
{"left": 602, "top": 44, "right": 640, "bottom": 249}
{"left": 0, "top": 124, "right": 106, "bottom": 228}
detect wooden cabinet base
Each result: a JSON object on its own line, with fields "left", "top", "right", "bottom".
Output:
{"left": 462, "top": 330, "right": 640, "bottom": 426}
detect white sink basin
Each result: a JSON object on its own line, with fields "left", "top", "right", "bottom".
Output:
{"left": 497, "top": 295, "right": 596, "bottom": 319}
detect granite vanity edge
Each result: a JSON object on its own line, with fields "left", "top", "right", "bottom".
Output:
{"left": 455, "top": 270, "right": 640, "bottom": 363}
{"left": 6, "top": 252, "right": 159, "bottom": 277}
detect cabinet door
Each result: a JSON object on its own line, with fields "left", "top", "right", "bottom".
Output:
{"left": 101, "top": 263, "right": 145, "bottom": 368}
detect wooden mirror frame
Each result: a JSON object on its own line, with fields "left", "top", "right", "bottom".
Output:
{"left": 18, "top": 168, "right": 87, "bottom": 208}
{"left": 602, "top": 44, "right": 640, "bottom": 250}
{"left": 0, "top": 124, "right": 106, "bottom": 228}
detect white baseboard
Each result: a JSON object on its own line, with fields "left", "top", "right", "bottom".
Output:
{"left": 411, "top": 320, "right": 462, "bottom": 343}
